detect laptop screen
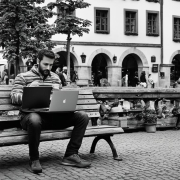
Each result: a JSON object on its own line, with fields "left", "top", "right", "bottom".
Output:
{"left": 22, "top": 86, "right": 52, "bottom": 109}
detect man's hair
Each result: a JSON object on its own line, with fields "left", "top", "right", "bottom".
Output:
{"left": 37, "top": 49, "right": 55, "bottom": 61}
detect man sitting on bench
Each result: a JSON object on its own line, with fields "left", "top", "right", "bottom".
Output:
{"left": 10, "top": 49, "right": 91, "bottom": 174}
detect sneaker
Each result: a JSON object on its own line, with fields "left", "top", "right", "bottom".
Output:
{"left": 29, "top": 160, "right": 42, "bottom": 173}
{"left": 61, "top": 154, "right": 91, "bottom": 168}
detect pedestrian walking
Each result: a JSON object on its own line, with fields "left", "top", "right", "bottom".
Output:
{"left": 131, "top": 71, "right": 139, "bottom": 87}
{"left": 147, "top": 74, "right": 154, "bottom": 88}
{"left": 55, "top": 67, "right": 66, "bottom": 86}
{"left": 62, "top": 66, "right": 67, "bottom": 81}
{"left": 94, "top": 71, "right": 102, "bottom": 86}
{"left": 71, "top": 70, "right": 78, "bottom": 83}
{"left": 139, "top": 71, "right": 147, "bottom": 88}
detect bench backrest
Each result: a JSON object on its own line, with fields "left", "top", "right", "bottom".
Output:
{"left": 0, "top": 86, "right": 100, "bottom": 125}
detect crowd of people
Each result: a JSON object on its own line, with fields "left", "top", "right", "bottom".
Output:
{"left": 55, "top": 66, "right": 79, "bottom": 86}
{"left": 91, "top": 71, "right": 111, "bottom": 87}
{"left": 122, "top": 71, "right": 155, "bottom": 88}
{"left": 1, "top": 66, "right": 155, "bottom": 88}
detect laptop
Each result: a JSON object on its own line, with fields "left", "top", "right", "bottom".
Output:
{"left": 47, "top": 90, "right": 79, "bottom": 113}
{"left": 22, "top": 87, "right": 79, "bottom": 113}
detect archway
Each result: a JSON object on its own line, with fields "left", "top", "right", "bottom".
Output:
{"left": 91, "top": 53, "right": 110, "bottom": 86}
{"left": 88, "top": 48, "right": 113, "bottom": 86}
{"left": 122, "top": 53, "right": 143, "bottom": 87}
{"left": 119, "top": 48, "right": 148, "bottom": 67}
{"left": 170, "top": 54, "right": 180, "bottom": 85}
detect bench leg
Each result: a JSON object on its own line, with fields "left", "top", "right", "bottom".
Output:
{"left": 90, "top": 135, "right": 122, "bottom": 161}
{"left": 91, "top": 117, "right": 98, "bottom": 126}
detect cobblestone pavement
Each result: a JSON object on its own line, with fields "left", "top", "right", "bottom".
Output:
{"left": 1, "top": 129, "right": 180, "bottom": 180}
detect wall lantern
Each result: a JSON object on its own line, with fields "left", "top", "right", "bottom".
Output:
{"left": 80, "top": 52, "right": 86, "bottom": 63}
{"left": 151, "top": 55, "right": 156, "bottom": 62}
{"left": 113, "top": 55, "right": 117, "bottom": 63}
{"left": 160, "top": 72, "right": 165, "bottom": 79}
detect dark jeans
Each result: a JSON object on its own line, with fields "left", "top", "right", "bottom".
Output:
{"left": 20, "top": 111, "right": 89, "bottom": 161}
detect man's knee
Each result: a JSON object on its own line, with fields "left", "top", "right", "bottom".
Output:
{"left": 28, "top": 113, "right": 42, "bottom": 127}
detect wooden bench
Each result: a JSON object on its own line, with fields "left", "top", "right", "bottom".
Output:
{"left": 0, "top": 86, "right": 124, "bottom": 161}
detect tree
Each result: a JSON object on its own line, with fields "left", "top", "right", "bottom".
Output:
{"left": 0, "top": 0, "right": 56, "bottom": 76}
{"left": 47, "top": 0, "right": 91, "bottom": 83}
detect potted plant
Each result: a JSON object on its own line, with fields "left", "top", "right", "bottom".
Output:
{"left": 135, "top": 107, "right": 158, "bottom": 133}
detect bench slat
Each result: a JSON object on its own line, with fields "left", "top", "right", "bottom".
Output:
{"left": 0, "top": 99, "right": 11, "bottom": 105}
{"left": 62, "top": 89, "right": 92, "bottom": 95}
{"left": 0, "top": 86, "right": 13, "bottom": 91}
{"left": 77, "top": 99, "right": 97, "bottom": 105}
{"left": 0, "top": 111, "right": 100, "bottom": 121}
{"left": 0, "top": 92, "right": 11, "bottom": 98}
{"left": 0, "top": 125, "right": 121, "bottom": 137}
{"left": 85, "top": 111, "right": 100, "bottom": 117}
{"left": 78, "top": 95, "right": 94, "bottom": 99}
{"left": 0, "top": 115, "right": 20, "bottom": 122}
{"left": 0, "top": 126, "right": 124, "bottom": 146}
{"left": 77, "top": 90, "right": 92, "bottom": 94}
{"left": 0, "top": 104, "right": 20, "bottom": 111}
{"left": 0, "top": 98, "right": 97, "bottom": 109}
{"left": 0, "top": 101, "right": 98, "bottom": 111}
{"left": 0, "top": 100, "right": 97, "bottom": 106}
{"left": 76, "top": 104, "right": 99, "bottom": 110}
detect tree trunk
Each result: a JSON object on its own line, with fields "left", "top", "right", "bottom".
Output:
{"left": 66, "top": 32, "right": 71, "bottom": 84}
{"left": 15, "top": 31, "right": 20, "bottom": 76}
{"left": 15, "top": 6, "right": 20, "bottom": 76}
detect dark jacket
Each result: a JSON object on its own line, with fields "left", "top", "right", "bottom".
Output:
{"left": 131, "top": 76, "right": 139, "bottom": 87}
{"left": 56, "top": 72, "right": 66, "bottom": 86}
{"left": 140, "top": 75, "right": 146, "bottom": 83}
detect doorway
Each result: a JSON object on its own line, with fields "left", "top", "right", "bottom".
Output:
{"left": 91, "top": 53, "right": 108, "bottom": 86}
{"left": 171, "top": 54, "right": 180, "bottom": 86}
{"left": 122, "top": 53, "right": 141, "bottom": 87}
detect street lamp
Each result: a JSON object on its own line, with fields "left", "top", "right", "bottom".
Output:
{"left": 80, "top": 53, "right": 86, "bottom": 63}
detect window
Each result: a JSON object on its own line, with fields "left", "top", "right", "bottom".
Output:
{"left": 146, "top": 11, "right": 159, "bottom": 36}
{"left": 173, "top": 16, "right": 180, "bottom": 42}
{"left": 94, "top": 7, "right": 110, "bottom": 34}
{"left": 124, "top": 9, "right": 138, "bottom": 35}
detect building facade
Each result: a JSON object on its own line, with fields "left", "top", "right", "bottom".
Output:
{"left": 1, "top": 0, "right": 180, "bottom": 87}
{"left": 50, "top": 0, "right": 162, "bottom": 86}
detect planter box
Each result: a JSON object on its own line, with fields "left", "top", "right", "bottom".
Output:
{"left": 103, "top": 116, "right": 178, "bottom": 129}
{"left": 102, "top": 116, "right": 128, "bottom": 128}
{"left": 127, "top": 116, "right": 144, "bottom": 129}
{"left": 156, "top": 116, "right": 177, "bottom": 128}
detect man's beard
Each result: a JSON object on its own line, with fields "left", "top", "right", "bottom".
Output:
{"left": 38, "top": 66, "right": 50, "bottom": 77}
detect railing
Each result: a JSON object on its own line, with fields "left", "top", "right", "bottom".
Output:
{"left": 91, "top": 87, "right": 180, "bottom": 129}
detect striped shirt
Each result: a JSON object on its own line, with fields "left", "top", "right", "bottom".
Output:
{"left": 10, "top": 66, "right": 61, "bottom": 105}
